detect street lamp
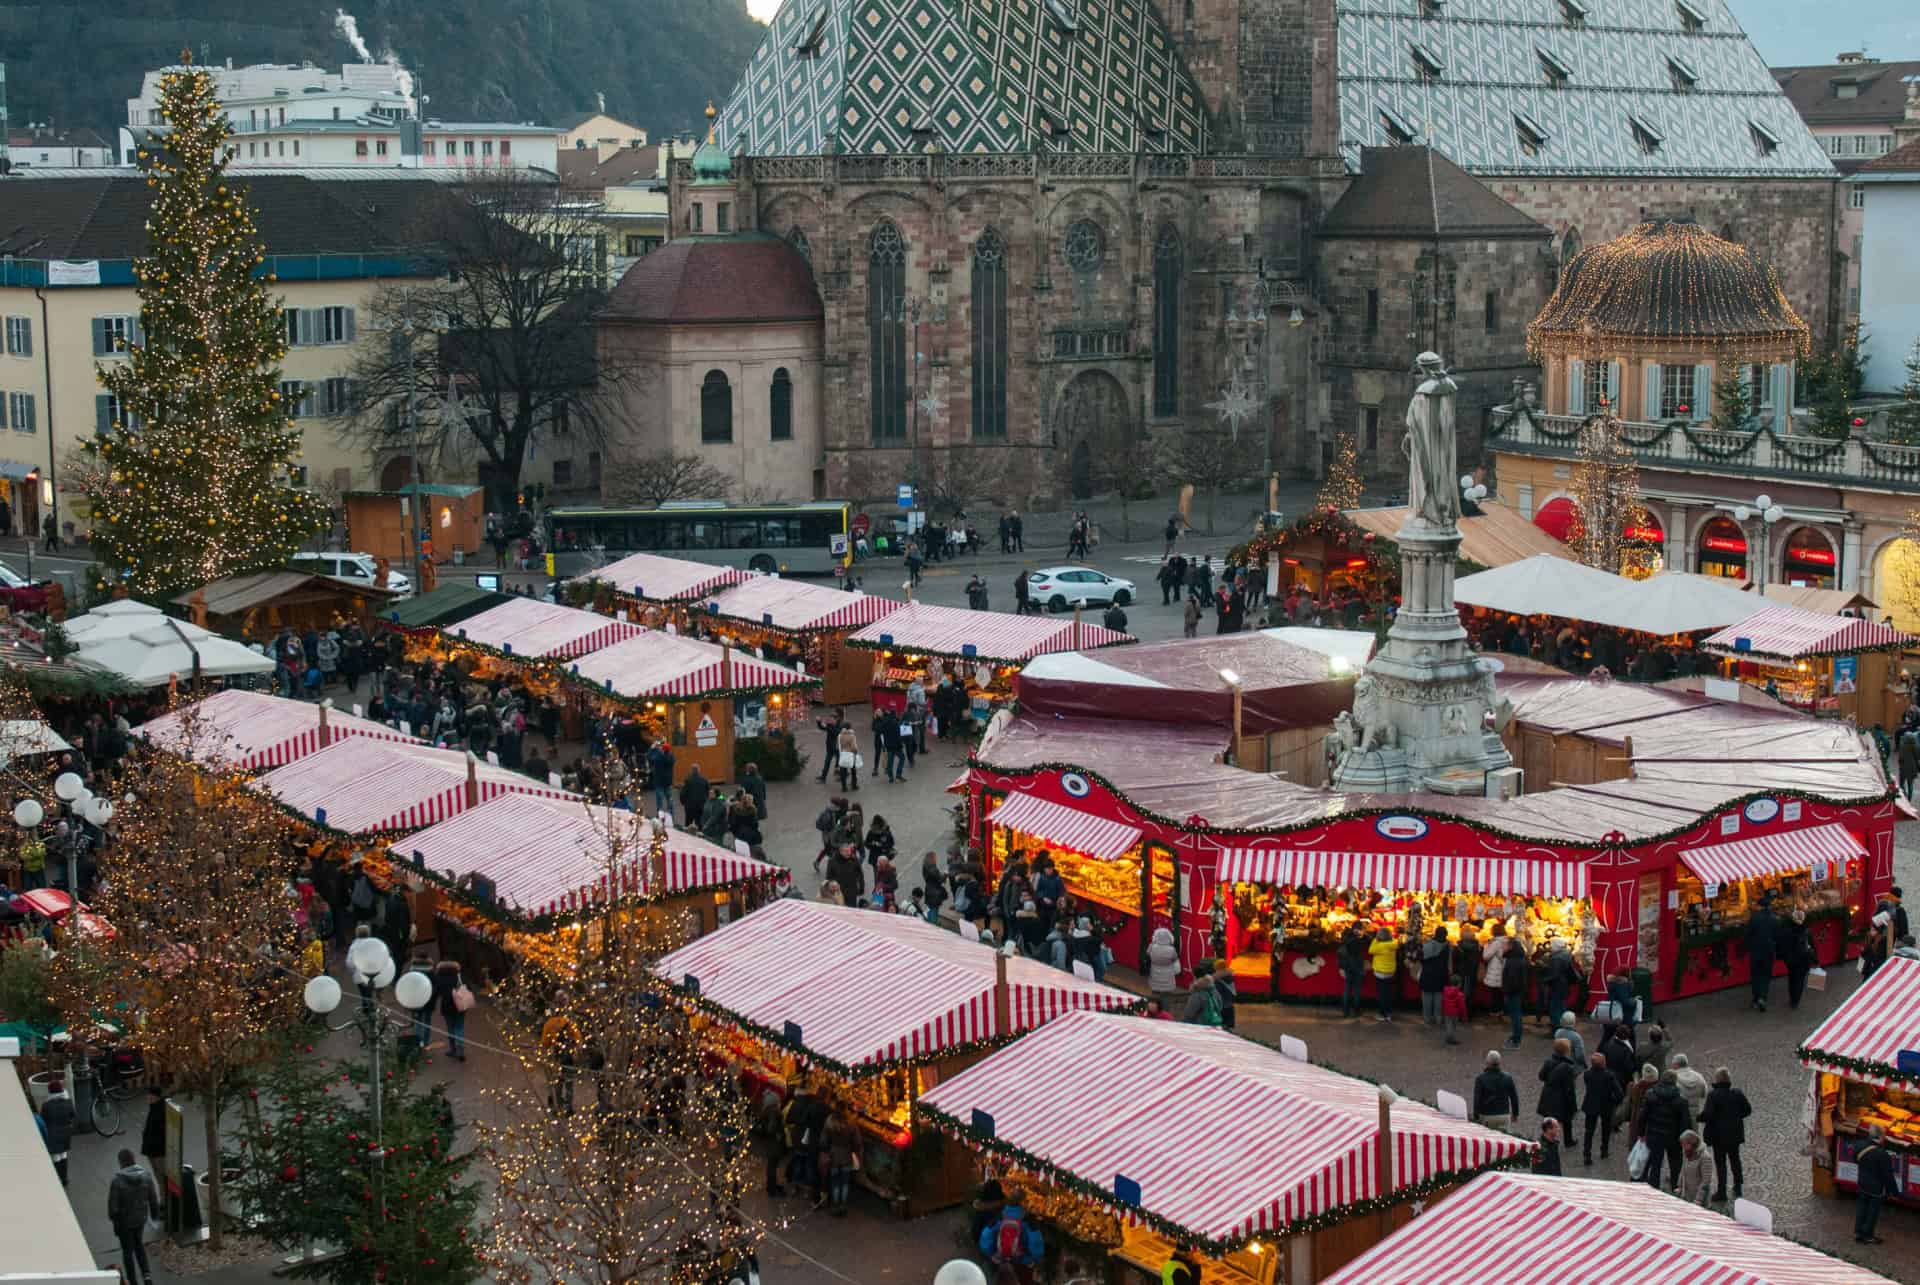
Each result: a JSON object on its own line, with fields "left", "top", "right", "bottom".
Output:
{"left": 304, "top": 935, "right": 434, "bottom": 1190}
{"left": 1731, "top": 493, "right": 1785, "bottom": 589}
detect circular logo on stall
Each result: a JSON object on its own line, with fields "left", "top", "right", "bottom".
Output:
{"left": 1060, "top": 772, "right": 1092, "bottom": 798}
{"left": 1743, "top": 797, "right": 1781, "bottom": 825}
{"left": 1375, "top": 815, "right": 1430, "bottom": 842}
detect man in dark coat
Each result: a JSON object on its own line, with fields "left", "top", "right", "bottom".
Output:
{"left": 1856, "top": 1123, "right": 1897, "bottom": 1244}
{"left": 1699, "top": 1066, "right": 1753, "bottom": 1203}
{"left": 678, "top": 766, "right": 710, "bottom": 832}
{"left": 1470, "top": 1050, "right": 1520, "bottom": 1131}
{"left": 1580, "top": 1052, "right": 1623, "bottom": 1165}
{"left": 1638, "top": 1069, "right": 1693, "bottom": 1192}
{"left": 107, "top": 1147, "right": 162, "bottom": 1285}
{"left": 1531, "top": 1118, "right": 1564, "bottom": 1177}
{"left": 40, "top": 1078, "right": 77, "bottom": 1186}
{"left": 825, "top": 846, "right": 865, "bottom": 908}
{"left": 1781, "top": 909, "right": 1817, "bottom": 1010}
{"left": 1744, "top": 895, "right": 1778, "bottom": 1012}
{"left": 140, "top": 1087, "right": 167, "bottom": 1173}
{"left": 814, "top": 710, "right": 846, "bottom": 784}
{"left": 1536, "top": 1038, "right": 1580, "bottom": 1146}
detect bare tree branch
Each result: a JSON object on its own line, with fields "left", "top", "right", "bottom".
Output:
{"left": 601, "top": 452, "right": 735, "bottom": 507}
{"left": 1159, "top": 428, "right": 1259, "bottom": 535}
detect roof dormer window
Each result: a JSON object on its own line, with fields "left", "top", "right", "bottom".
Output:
{"left": 1380, "top": 106, "right": 1417, "bottom": 144}
{"left": 1419, "top": 0, "right": 1445, "bottom": 16}
{"left": 1043, "top": 0, "right": 1080, "bottom": 34}
{"left": 1748, "top": 119, "right": 1780, "bottom": 157}
{"left": 1675, "top": 0, "right": 1705, "bottom": 32}
{"left": 793, "top": 7, "right": 830, "bottom": 57}
{"left": 1628, "top": 113, "right": 1664, "bottom": 155}
{"left": 1667, "top": 54, "right": 1699, "bottom": 93}
{"left": 1831, "top": 79, "right": 1861, "bottom": 99}
{"left": 1559, "top": 0, "right": 1588, "bottom": 27}
{"left": 1410, "top": 42, "right": 1444, "bottom": 82}
{"left": 1515, "top": 113, "right": 1550, "bottom": 157}
{"left": 1538, "top": 46, "right": 1572, "bottom": 87}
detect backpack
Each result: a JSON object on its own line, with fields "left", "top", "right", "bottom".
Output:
{"left": 1196, "top": 988, "right": 1223, "bottom": 1026}
{"left": 815, "top": 806, "right": 837, "bottom": 835}
{"left": 993, "top": 1215, "right": 1026, "bottom": 1264}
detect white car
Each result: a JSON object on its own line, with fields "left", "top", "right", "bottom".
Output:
{"left": 1026, "top": 566, "right": 1135, "bottom": 612}
{"left": 291, "top": 551, "right": 414, "bottom": 599}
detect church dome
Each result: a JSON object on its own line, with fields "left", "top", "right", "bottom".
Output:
{"left": 1527, "top": 220, "right": 1809, "bottom": 359}
{"left": 691, "top": 101, "right": 732, "bottom": 185}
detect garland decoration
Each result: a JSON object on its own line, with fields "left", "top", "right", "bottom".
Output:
{"left": 1797, "top": 1043, "right": 1920, "bottom": 1093}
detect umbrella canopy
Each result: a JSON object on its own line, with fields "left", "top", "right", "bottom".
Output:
{"left": 137, "top": 690, "right": 420, "bottom": 770}
{"left": 72, "top": 623, "right": 274, "bottom": 688}
{"left": 390, "top": 792, "right": 781, "bottom": 917}
{"left": 1619, "top": 571, "right": 1769, "bottom": 636}
{"left": 1456, "top": 557, "right": 1765, "bottom": 635}
{"left": 653, "top": 900, "right": 1136, "bottom": 1075}
{"left": 1452, "top": 555, "right": 1626, "bottom": 622}
{"left": 1322, "top": 1171, "right": 1895, "bottom": 1284}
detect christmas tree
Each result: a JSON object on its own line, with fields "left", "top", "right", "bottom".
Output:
{"left": 1317, "top": 430, "right": 1363, "bottom": 512}
{"left": 86, "top": 53, "right": 325, "bottom": 595}
{"left": 1710, "top": 363, "right": 1754, "bottom": 433}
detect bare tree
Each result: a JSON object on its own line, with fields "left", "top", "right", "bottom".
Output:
{"left": 344, "top": 175, "right": 633, "bottom": 511}
{"left": 915, "top": 448, "right": 1014, "bottom": 518}
{"left": 1087, "top": 429, "right": 1162, "bottom": 542}
{"left": 601, "top": 451, "right": 735, "bottom": 507}
{"left": 1159, "top": 427, "right": 1259, "bottom": 534}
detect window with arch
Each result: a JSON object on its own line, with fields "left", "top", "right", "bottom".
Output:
{"left": 1063, "top": 218, "right": 1104, "bottom": 317}
{"left": 972, "top": 228, "right": 1009, "bottom": 439}
{"left": 1152, "top": 224, "right": 1181, "bottom": 417}
{"left": 701, "top": 370, "right": 732, "bottom": 443}
{"left": 770, "top": 367, "right": 793, "bottom": 442}
{"left": 868, "top": 221, "right": 908, "bottom": 442}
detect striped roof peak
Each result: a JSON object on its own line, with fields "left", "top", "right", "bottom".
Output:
{"left": 136, "top": 689, "right": 420, "bottom": 770}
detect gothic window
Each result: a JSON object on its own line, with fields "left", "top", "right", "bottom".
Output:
{"left": 1063, "top": 218, "right": 1104, "bottom": 317}
{"left": 701, "top": 371, "right": 733, "bottom": 443}
{"left": 1152, "top": 225, "right": 1181, "bottom": 417}
{"left": 770, "top": 368, "right": 793, "bottom": 441}
{"left": 787, "top": 225, "right": 811, "bottom": 263}
{"left": 868, "top": 221, "right": 908, "bottom": 443}
{"left": 972, "top": 228, "right": 1008, "bottom": 439}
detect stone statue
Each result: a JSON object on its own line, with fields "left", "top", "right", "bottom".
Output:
{"left": 1349, "top": 675, "right": 1397, "bottom": 753}
{"left": 1404, "top": 351, "right": 1461, "bottom": 529}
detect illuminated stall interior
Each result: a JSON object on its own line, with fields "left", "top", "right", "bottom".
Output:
{"left": 847, "top": 602, "right": 1134, "bottom": 719}
{"left": 1702, "top": 604, "right": 1914, "bottom": 723}
{"left": 1801, "top": 956, "right": 1920, "bottom": 1211}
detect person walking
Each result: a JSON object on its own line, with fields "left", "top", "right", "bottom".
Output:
{"left": 1368, "top": 927, "right": 1401, "bottom": 1022}
{"left": 107, "top": 1147, "right": 162, "bottom": 1285}
{"left": 1470, "top": 1050, "right": 1520, "bottom": 1132}
{"left": 1182, "top": 594, "right": 1201, "bottom": 638}
{"left": 1552, "top": 1011, "right": 1587, "bottom": 1067}
{"left": 1482, "top": 923, "right": 1525, "bottom": 1048}
{"left": 1898, "top": 728, "right": 1917, "bottom": 800}
{"left": 1781, "top": 908, "right": 1816, "bottom": 1010}
{"left": 1745, "top": 894, "right": 1778, "bottom": 1011}
{"left": 814, "top": 710, "right": 846, "bottom": 785}
{"left": 1670, "top": 1053, "right": 1709, "bottom": 1120}
{"left": 1531, "top": 1118, "right": 1564, "bottom": 1176}
{"left": 821, "top": 1110, "right": 858, "bottom": 1216}
{"left": 1013, "top": 569, "right": 1033, "bottom": 616}
{"left": 678, "top": 764, "right": 710, "bottom": 831}
{"left": 1454, "top": 922, "right": 1482, "bottom": 1022}
{"left": 1675, "top": 1131, "right": 1713, "bottom": 1206}
{"left": 140, "top": 1086, "right": 167, "bottom": 1175}
{"left": 1147, "top": 926, "right": 1179, "bottom": 1011}
{"left": 1536, "top": 1037, "right": 1580, "bottom": 1147}
{"left": 432, "top": 957, "right": 468, "bottom": 1061}
{"left": 40, "top": 1077, "right": 76, "bottom": 1186}
{"left": 1855, "top": 1123, "right": 1897, "bottom": 1244}
{"left": 835, "top": 723, "right": 862, "bottom": 791}
{"left": 1699, "top": 1066, "right": 1752, "bottom": 1203}
{"left": 1418, "top": 927, "right": 1451, "bottom": 1026}
{"left": 646, "top": 740, "right": 676, "bottom": 817}
{"left": 1163, "top": 513, "right": 1182, "bottom": 557}
{"left": 1337, "top": 925, "right": 1368, "bottom": 1019}
{"left": 1580, "top": 1051, "right": 1623, "bottom": 1165}
{"left": 1637, "top": 1069, "right": 1693, "bottom": 1192}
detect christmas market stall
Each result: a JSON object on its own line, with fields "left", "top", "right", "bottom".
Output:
{"left": 918, "top": 1011, "right": 1531, "bottom": 1285}
{"left": 845, "top": 602, "right": 1133, "bottom": 721}
{"left": 1702, "top": 604, "right": 1914, "bottom": 726}
{"left": 1799, "top": 954, "right": 1920, "bottom": 1210}
{"left": 565, "top": 631, "right": 818, "bottom": 785}
{"left": 385, "top": 791, "right": 786, "bottom": 980}
{"left": 654, "top": 898, "right": 1137, "bottom": 1215}
{"left": 685, "top": 576, "right": 903, "bottom": 706}
{"left": 62, "top": 600, "right": 275, "bottom": 690}
{"left": 250, "top": 736, "right": 571, "bottom": 835}
{"left": 383, "top": 582, "right": 514, "bottom": 631}
{"left": 1321, "top": 1171, "right": 1899, "bottom": 1285}
{"left": 569, "top": 551, "right": 749, "bottom": 606}
{"left": 136, "top": 689, "right": 421, "bottom": 770}
{"left": 441, "top": 595, "right": 648, "bottom": 661}
{"left": 172, "top": 570, "right": 400, "bottom": 638}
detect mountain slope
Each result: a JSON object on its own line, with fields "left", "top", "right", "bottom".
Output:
{"left": 0, "top": 0, "right": 765, "bottom": 145}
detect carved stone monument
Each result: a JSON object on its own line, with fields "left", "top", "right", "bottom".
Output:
{"left": 1331, "top": 352, "right": 1514, "bottom": 795}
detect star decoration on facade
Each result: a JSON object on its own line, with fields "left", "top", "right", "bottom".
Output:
{"left": 917, "top": 390, "right": 946, "bottom": 420}
{"left": 1205, "top": 375, "right": 1259, "bottom": 439}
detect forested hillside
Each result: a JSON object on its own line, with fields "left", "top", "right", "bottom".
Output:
{"left": 0, "top": 0, "right": 766, "bottom": 141}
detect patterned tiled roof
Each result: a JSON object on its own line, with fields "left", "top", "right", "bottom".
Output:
{"left": 1336, "top": 0, "right": 1835, "bottom": 178}
{"left": 717, "top": 0, "right": 1207, "bottom": 155}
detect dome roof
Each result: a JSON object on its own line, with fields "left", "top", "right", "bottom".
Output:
{"left": 691, "top": 100, "right": 731, "bottom": 185}
{"left": 600, "top": 233, "right": 822, "bottom": 326}
{"left": 1527, "top": 221, "right": 1809, "bottom": 358}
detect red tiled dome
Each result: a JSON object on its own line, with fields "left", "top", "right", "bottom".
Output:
{"left": 600, "top": 233, "right": 822, "bottom": 325}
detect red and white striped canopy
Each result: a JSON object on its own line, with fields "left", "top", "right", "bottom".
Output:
{"left": 1800, "top": 955, "right": 1920, "bottom": 1090}
{"left": 919, "top": 1012, "right": 1529, "bottom": 1245}
{"left": 566, "top": 631, "right": 816, "bottom": 700}
{"left": 1677, "top": 822, "right": 1865, "bottom": 886}
{"left": 706, "top": 576, "right": 902, "bottom": 633}
{"left": 653, "top": 899, "right": 1133, "bottom": 1071}
{"left": 1323, "top": 1171, "right": 1896, "bottom": 1285}
{"left": 136, "top": 690, "right": 420, "bottom": 770}
{"left": 1702, "top": 604, "right": 1914, "bottom": 661}
{"left": 388, "top": 793, "right": 779, "bottom": 917}
{"left": 990, "top": 792, "right": 1143, "bottom": 862}
{"left": 1218, "top": 848, "right": 1588, "bottom": 899}
{"left": 450, "top": 597, "right": 646, "bottom": 659}
{"left": 573, "top": 553, "right": 749, "bottom": 602}
{"left": 846, "top": 602, "right": 1134, "bottom": 663}
{"left": 251, "top": 738, "right": 571, "bottom": 835}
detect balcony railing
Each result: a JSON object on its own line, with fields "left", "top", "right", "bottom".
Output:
{"left": 668, "top": 152, "right": 1339, "bottom": 185}
{"left": 1489, "top": 406, "right": 1920, "bottom": 492}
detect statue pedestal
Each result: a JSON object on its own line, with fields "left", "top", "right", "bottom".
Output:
{"left": 1331, "top": 520, "right": 1513, "bottom": 795}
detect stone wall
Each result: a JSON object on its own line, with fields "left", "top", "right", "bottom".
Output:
{"left": 1179, "top": 0, "right": 1336, "bottom": 158}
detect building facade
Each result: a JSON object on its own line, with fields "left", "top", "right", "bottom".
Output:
{"left": 1852, "top": 141, "right": 1920, "bottom": 395}
{"left": 4, "top": 128, "right": 114, "bottom": 169}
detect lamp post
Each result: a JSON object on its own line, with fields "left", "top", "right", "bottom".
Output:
{"left": 303, "top": 936, "right": 435, "bottom": 1211}
{"left": 1219, "top": 667, "right": 1244, "bottom": 765}
{"left": 1225, "top": 278, "right": 1274, "bottom": 507}
{"left": 1731, "top": 494, "right": 1785, "bottom": 590}
{"left": 881, "top": 291, "right": 929, "bottom": 490}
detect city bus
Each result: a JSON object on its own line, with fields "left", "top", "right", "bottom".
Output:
{"left": 545, "top": 500, "right": 852, "bottom": 577}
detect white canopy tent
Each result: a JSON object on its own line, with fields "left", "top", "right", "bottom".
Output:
{"left": 1453, "top": 556, "right": 1627, "bottom": 621}
{"left": 1621, "top": 571, "right": 1770, "bottom": 636}
{"left": 72, "top": 623, "right": 273, "bottom": 688}
{"left": 1454, "top": 556, "right": 1768, "bottom": 636}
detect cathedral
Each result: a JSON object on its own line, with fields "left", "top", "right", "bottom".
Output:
{"left": 640, "top": 0, "right": 1837, "bottom": 503}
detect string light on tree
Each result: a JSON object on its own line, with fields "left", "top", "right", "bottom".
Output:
{"left": 84, "top": 51, "right": 326, "bottom": 595}
{"left": 1317, "top": 432, "right": 1364, "bottom": 511}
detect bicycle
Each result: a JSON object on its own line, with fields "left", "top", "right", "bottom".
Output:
{"left": 87, "top": 1063, "right": 124, "bottom": 1138}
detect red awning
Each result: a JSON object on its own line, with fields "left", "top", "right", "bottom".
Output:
{"left": 1800, "top": 956, "right": 1920, "bottom": 1090}
{"left": 1219, "top": 848, "right": 1586, "bottom": 899}
{"left": 1532, "top": 496, "right": 1580, "bottom": 543}
{"left": 988, "top": 792, "right": 1142, "bottom": 861}
{"left": 1676, "top": 821, "right": 1864, "bottom": 885}
{"left": 1701, "top": 603, "right": 1915, "bottom": 661}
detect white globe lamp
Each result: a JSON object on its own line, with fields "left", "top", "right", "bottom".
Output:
{"left": 303, "top": 975, "right": 343, "bottom": 1015}
{"left": 395, "top": 970, "right": 433, "bottom": 1009}
{"left": 933, "top": 1263, "right": 988, "bottom": 1285}
{"left": 12, "top": 799, "right": 43, "bottom": 829}
{"left": 347, "top": 935, "right": 392, "bottom": 982}
{"left": 53, "top": 772, "right": 83, "bottom": 802}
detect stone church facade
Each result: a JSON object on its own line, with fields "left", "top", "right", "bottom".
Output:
{"left": 656, "top": 0, "right": 1837, "bottom": 503}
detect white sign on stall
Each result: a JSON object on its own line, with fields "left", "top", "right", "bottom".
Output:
{"left": 694, "top": 713, "right": 719, "bottom": 748}
{"left": 1435, "top": 1089, "right": 1469, "bottom": 1121}
{"left": 959, "top": 920, "right": 980, "bottom": 942}
{"left": 1279, "top": 1035, "right": 1309, "bottom": 1062}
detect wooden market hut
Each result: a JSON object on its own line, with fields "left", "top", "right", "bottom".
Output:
{"left": 135, "top": 689, "right": 421, "bottom": 770}
{"left": 1798, "top": 954, "right": 1920, "bottom": 1210}
{"left": 1321, "top": 1172, "right": 1898, "bottom": 1285}
{"left": 844, "top": 601, "right": 1133, "bottom": 718}
{"left": 1240, "top": 503, "right": 1571, "bottom": 604}
{"left": 1703, "top": 603, "right": 1915, "bottom": 725}
{"left": 250, "top": 737, "right": 572, "bottom": 835}
{"left": 654, "top": 899, "right": 1138, "bottom": 1215}
{"left": 386, "top": 791, "right": 786, "bottom": 979}
{"left": 682, "top": 576, "right": 902, "bottom": 706}
{"left": 344, "top": 484, "right": 486, "bottom": 566}
{"left": 174, "top": 571, "right": 401, "bottom": 638}
{"left": 918, "top": 1012, "right": 1530, "bottom": 1285}
{"left": 443, "top": 596, "right": 648, "bottom": 660}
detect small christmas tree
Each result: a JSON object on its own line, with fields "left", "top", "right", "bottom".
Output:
{"left": 86, "top": 52, "right": 325, "bottom": 595}
{"left": 1317, "top": 430, "right": 1364, "bottom": 511}
{"left": 1889, "top": 337, "right": 1920, "bottom": 447}
{"left": 1710, "top": 363, "right": 1754, "bottom": 433}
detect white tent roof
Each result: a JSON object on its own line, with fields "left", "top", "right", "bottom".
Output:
{"left": 1621, "top": 571, "right": 1770, "bottom": 636}
{"left": 73, "top": 624, "right": 274, "bottom": 688}
{"left": 1018, "top": 652, "right": 1169, "bottom": 688}
{"left": 1454, "top": 557, "right": 1767, "bottom": 635}
{"left": 64, "top": 599, "right": 215, "bottom": 643}
{"left": 0, "top": 721, "right": 70, "bottom": 757}
{"left": 1453, "top": 556, "right": 1627, "bottom": 622}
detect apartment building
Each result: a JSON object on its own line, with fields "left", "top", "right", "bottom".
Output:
{"left": 0, "top": 171, "right": 446, "bottom": 540}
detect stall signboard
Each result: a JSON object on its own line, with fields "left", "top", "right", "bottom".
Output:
{"left": 1834, "top": 656, "right": 1858, "bottom": 694}
{"left": 695, "top": 713, "right": 719, "bottom": 747}
{"left": 1811, "top": 860, "right": 1832, "bottom": 885}
{"left": 830, "top": 534, "right": 849, "bottom": 557}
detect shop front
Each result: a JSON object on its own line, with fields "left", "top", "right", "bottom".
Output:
{"left": 1696, "top": 516, "right": 1749, "bottom": 580}
{"left": 1702, "top": 604, "right": 1915, "bottom": 725}
{"left": 1800, "top": 955, "right": 1920, "bottom": 1212}
{"left": 1780, "top": 526, "right": 1839, "bottom": 590}
{"left": 655, "top": 900, "right": 1137, "bottom": 1216}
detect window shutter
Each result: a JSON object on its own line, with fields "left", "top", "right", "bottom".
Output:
{"left": 21, "top": 396, "right": 33, "bottom": 433}
{"left": 1641, "top": 363, "right": 1660, "bottom": 419}
{"left": 1607, "top": 361, "right": 1623, "bottom": 408}
{"left": 0, "top": 395, "right": 9, "bottom": 431}
{"left": 342, "top": 308, "right": 356, "bottom": 342}
{"left": 1567, "top": 360, "right": 1586, "bottom": 415}
{"left": 1771, "top": 363, "right": 1793, "bottom": 432}
{"left": 1694, "top": 363, "right": 1712, "bottom": 421}
{"left": 130, "top": 316, "right": 144, "bottom": 348}
{"left": 96, "top": 395, "right": 112, "bottom": 435}
{"left": 22, "top": 318, "right": 31, "bottom": 357}
{"left": 91, "top": 318, "right": 108, "bottom": 356}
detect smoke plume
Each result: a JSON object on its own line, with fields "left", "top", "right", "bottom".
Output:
{"left": 382, "top": 51, "right": 414, "bottom": 98}
{"left": 333, "top": 10, "right": 372, "bottom": 62}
